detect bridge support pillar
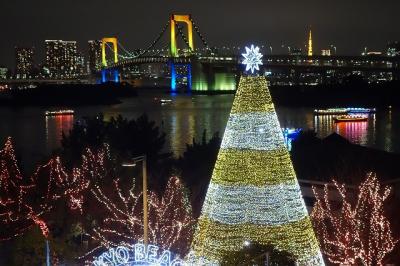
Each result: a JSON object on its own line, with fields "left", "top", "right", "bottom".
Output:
{"left": 101, "top": 69, "right": 120, "bottom": 83}
{"left": 169, "top": 61, "right": 192, "bottom": 92}
{"left": 170, "top": 62, "right": 177, "bottom": 91}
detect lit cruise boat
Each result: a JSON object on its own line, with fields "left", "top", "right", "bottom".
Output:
{"left": 347, "top": 107, "right": 376, "bottom": 113}
{"left": 314, "top": 108, "right": 348, "bottom": 115}
{"left": 45, "top": 110, "right": 74, "bottom": 116}
{"left": 333, "top": 115, "right": 368, "bottom": 123}
{"left": 314, "top": 107, "right": 376, "bottom": 115}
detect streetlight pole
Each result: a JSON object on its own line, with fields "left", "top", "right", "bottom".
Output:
{"left": 122, "top": 155, "right": 148, "bottom": 248}
{"left": 141, "top": 155, "right": 148, "bottom": 248}
{"left": 46, "top": 239, "right": 50, "bottom": 266}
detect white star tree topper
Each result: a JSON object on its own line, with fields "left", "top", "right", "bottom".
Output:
{"left": 242, "top": 45, "right": 263, "bottom": 74}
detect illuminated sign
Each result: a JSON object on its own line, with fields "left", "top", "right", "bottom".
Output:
{"left": 93, "top": 243, "right": 184, "bottom": 266}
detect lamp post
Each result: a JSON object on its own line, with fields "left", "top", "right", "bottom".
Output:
{"left": 46, "top": 239, "right": 50, "bottom": 266}
{"left": 122, "top": 155, "right": 148, "bottom": 247}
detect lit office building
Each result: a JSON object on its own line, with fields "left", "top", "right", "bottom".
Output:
{"left": 88, "top": 40, "right": 102, "bottom": 73}
{"left": 0, "top": 67, "right": 9, "bottom": 79}
{"left": 321, "top": 49, "right": 331, "bottom": 56}
{"left": 387, "top": 41, "right": 400, "bottom": 57}
{"left": 45, "top": 40, "right": 80, "bottom": 78}
{"left": 15, "top": 47, "right": 34, "bottom": 79}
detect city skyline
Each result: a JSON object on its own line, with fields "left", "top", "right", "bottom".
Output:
{"left": 1, "top": 0, "right": 399, "bottom": 68}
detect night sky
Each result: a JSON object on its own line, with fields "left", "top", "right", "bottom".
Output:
{"left": 1, "top": 0, "right": 399, "bottom": 68}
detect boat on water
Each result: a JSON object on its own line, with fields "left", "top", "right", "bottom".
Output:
{"left": 153, "top": 98, "right": 173, "bottom": 105}
{"left": 160, "top": 99, "right": 172, "bottom": 104}
{"left": 314, "top": 107, "right": 376, "bottom": 115}
{"left": 347, "top": 107, "right": 376, "bottom": 114}
{"left": 314, "top": 108, "right": 348, "bottom": 115}
{"left": 45, "top": 110, "right": 74, "bottom": 116}
{"left": 334, "top": 115, "right": 368, "bottom": 122}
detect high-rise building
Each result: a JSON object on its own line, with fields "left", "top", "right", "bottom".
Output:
{"left": 0, "top": 67, "right": 9, "bottom": 79}
{"left": 75, "top": 52, "right": 86, "bottom": 76}
{"left": 387, "top": 41, "right": 400, "bottom": 57}
{"left": 308, "top": 28, "right": 313, "bottom": 56}
{"left": 45, "top": 40, "right": 80, "bottom": 78}
{"left": 321, "top": 49, "right": 331, "bottom": 56}
{"left": 15, "top": 47, "right": 34, "bottom": 79}
{"left": 45, "top": 40, "right": 60, "bottom": 77}
{"left": 88, "top": 40, "right": 102, "bottom": 73}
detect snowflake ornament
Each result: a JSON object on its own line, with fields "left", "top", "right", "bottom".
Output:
{"left": 242, "top": 45, "right": 263, "bottom": 74}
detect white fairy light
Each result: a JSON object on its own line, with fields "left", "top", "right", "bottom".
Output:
{"left": 190, "top": 76, "right": 325, "bottom": 265}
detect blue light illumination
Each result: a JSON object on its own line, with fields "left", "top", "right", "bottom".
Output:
{"left": 101, "top": 69, "right": 107, "bottom": 83}
{"left": 113, "top": 70, "right": 120, "bottom": 83}
{"left": 92, "top": 243, "right": 184, "bottom": 266}
{"left": 169, "top": 62, "right": 192, "bottom": 92}
{"left": 170, "top": 62, "right": 177, "bottom": 92}
{"left": 282, "top": 128, "right": 302, "bottom": 151}
{"left": 101, "top": 69, "right": 120, "bottom": 83}
{"left": 187, "top": 63, "right": 192, "bottom": 92}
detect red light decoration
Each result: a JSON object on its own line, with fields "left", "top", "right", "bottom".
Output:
{"left": 311, "top": 173, "right": 397, "bottom": 265}
{"left": 0, "top": 138, "right": 195, "bottom": 264}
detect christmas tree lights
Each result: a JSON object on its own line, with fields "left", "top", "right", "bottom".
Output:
{"left": 86, "top": 175, "right": 195, "bottom": 260}
{"left": 311, "top": 173, "right": 397, "bottom": 265}
{"left": 190, "top": 76, "right": 324, "bottom": 265}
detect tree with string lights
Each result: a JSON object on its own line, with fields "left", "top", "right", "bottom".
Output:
{"left": 0, "top": 137, "right": 94, "bottom": 264}
{"left": 311, "top": 173, "right": 397, "bottom": 265}
{"left": 85, "top": 173, "right": 195, "bottom": 260}
{"left": 0, "top": 137, "right": 44, "bottom": 241}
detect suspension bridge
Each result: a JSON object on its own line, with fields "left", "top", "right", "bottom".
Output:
{"left": 100, "top": 14, "right": 220, "bottom": 91}
{"left": 98, "top": 14, "right": 400, "bottom": 91}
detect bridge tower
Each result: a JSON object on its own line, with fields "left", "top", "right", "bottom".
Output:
{"left": 101, "top": 37, "right": 120, "bottom": 83}
{"left": 169, "top": 14, "right": 194, "bottom": 92}
{"left": 170, "top": 14, "right": 194, "bottom": 57}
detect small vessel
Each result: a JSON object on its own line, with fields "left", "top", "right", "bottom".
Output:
{"left": 347, "top": 107, "right": 376, "bottom": 114}
{"left": 314, "top": 108, "right": 348, "bottom": 115}
{"left": 160, "top": 99, "right": 172, "bottom": 104}
{"left": 334, "top": 115, "right": 368, "bottom": 122}
{"left": 314, "top": 107, "right": 376, "bottom": 115}
{"left": 45, "top": 110, "right": 74, "bottom": 116}
{"left": 153, "top": 98, "right": 173, "bottom": 105}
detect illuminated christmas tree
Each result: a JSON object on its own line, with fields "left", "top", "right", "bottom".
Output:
{"left": 190, "top": 72, "right": 324, "bottom": 265}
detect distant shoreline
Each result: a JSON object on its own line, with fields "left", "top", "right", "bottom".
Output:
{"left": 1, "top": 79, "right": 400, "bottom": 107}
{"left": 0, "top": 82, "right": 138, "bottom": 107}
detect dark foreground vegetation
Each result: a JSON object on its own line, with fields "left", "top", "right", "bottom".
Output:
{"left": 1, "top": 114, "right": 400, "bottom": 264}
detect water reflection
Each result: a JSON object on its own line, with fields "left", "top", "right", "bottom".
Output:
{"left": 159, "top": 95, "right": 231, "bottom": 156}
{"left": 45, "top": 115, "right": 74, "bottom": 152}
{"left": 0, "top": 94, "right": 398, "bottom": 170}
{"left": 313, "top": 114, "right": 376, "bottom": 146}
